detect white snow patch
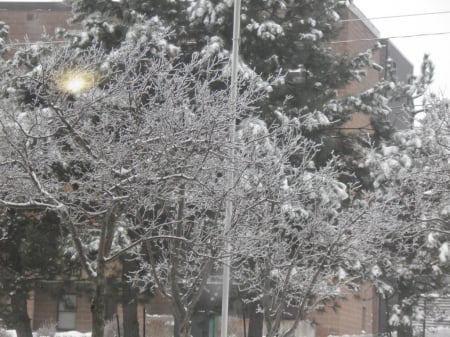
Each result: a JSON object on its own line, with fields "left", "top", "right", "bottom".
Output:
{"left": 381, "top": 144, "right": 399, "bottom": 156}
{"left": 0, "top": 332, "right": 91, "bottom": 337}
{"left": 337, "top": 267, "right": 347, "bottom": 281}
{"left": 257, "top": 21, "right": 284, "bottom": 40}
{"left": 427, "top": 232, "right": 437, "bottom": 247}
{"left": 371, "top": 265, "right": 382, "bottom": 277}
{"left": 439, "top": 242, "right": 450, "bottom": 262}
{"left": 55, "top": 332, "right": 91, "bottom": 337}
{"left": 440, "top": 205, "right": 450, "bottom": 219}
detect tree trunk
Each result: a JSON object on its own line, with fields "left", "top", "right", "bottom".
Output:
{"left": 397, "top": 324, "right": 413, "bottom": 337}
{"left": 247, "top": 301, "right": 263, "bottom": 337}
{"left": 123, "top": 299, "right": 139, "bottom": 337}
{"left": 122, "top": 256, "right": 139, "bottom": 337}
{"left": 10, "top": 290, "right": 33, "bottom": 337}
{"left": 173, "top": 316, "right": 181, "bottom": 337}
{"left": 91, "top": 265, "right": 106, "bottom": 337}
{"left": 173, "top": 314, "right": 191, "bottom": 337}
{"left": 396, "top": 282, "right": 414, "bottom": 337}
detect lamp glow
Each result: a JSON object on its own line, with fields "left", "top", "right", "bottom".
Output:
{"left": 57, "top": 70, "right": 96, "bottom": 94}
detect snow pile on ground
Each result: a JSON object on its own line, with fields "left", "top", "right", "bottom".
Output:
{"left": 328, "top": 334, "right": 398, "bottom": 337}
{"left": 1, "top": 331, "right": 16, "bottom": 337}
{"left": 54, "top": 332, "right": 91, "bottom": 337}
{"left": 327, "top": 335, "right": 386, "bottom": 337}
{"left": 422, "top": 327, "right": 450, "bottom": 337}
{"left": 0, "top": 331, "right": 91, "bottom": 337}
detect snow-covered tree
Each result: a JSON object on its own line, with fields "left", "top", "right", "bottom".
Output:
{"left": 363, "top": 89, "right": 450, "bottom": 337}
{"left": 62, "top": 0, "right": 383, "bottom": 129}
{"left": 0, "top": 209, "right": 68, "bottom": 337}
{"left": 219, "top": 117, "right": 396, "bottom": 337}
{"left": 0, "top": 21, "right": 9, "bottom": 57}
{"left": 54, "top": 3, "right": 409, "bottom": 335}
{"left": 0, "top": 36, "right": 393, "bottom": 337}
{"left": 0, "top": 2, "right": 422, "bottom": 336}
{"left": 0, "top": 36, "right": 267, "bottom": 337}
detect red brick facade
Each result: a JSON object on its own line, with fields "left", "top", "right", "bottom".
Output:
{"left": 333, "top": 5, "right": 382, "bottom": 134}
{"left": 30, "top": 284, "right": 93, "bottom": 332}
{"left": 0, "top": 2, "right": 75, "bottom": 47}
{"left": 308, "top": 284, "right": 380, "bottom": 337}
{"left": 334, "top": 6, "right": 383, "bottom": 97}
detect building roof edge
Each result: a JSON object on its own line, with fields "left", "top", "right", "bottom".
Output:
{"left": 380, "top": 38, "right": 414, "bottom": 70}
{"left": 348, "top": 4, "right": 380, "bottom": 38}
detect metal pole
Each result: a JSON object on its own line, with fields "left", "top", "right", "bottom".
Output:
{"left": 116, "top": 313, "right": 121, "bottom": 337}
{"left": 221, "top": 1, "right": 241, "bottom": 337}
{"left": 143, "top": 305, "right": 146, "bottom": 337}
{"left": 423, "top": 298, "right": 426, "bottom": 337}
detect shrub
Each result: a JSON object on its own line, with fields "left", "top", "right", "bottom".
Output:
{"left": 36, "top": 321, "right": 56, "bottom": 337}
{"left": 104, "top": 318, "right": 122, "bottom": 337}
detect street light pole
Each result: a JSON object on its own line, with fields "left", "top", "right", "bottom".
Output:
{"left": 221, "top": 1, "right": 241, "bottom": 337}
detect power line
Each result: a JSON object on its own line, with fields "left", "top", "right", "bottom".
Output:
{"left": 3, "top": 20, "right": 450, "bottom": 48}
{"left": 341, "top": 10, "right": 450, "bottom": 23}
{"left": 5, "top": 40, "right": 67, "bottom": 48}
{"left": 5, "top": 30, "right": 450, "bottom": 48}
{"left": 330, "top": 31, "right": 450, "bottom": 44}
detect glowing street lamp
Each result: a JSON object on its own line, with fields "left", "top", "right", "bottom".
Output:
{"left": 57, "top": 69, "right": 97, "bottom": 94}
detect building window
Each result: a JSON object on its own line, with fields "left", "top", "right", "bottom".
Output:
{"left": 58, "top": 294, "right": 77, "bottom": 330}
{"left": 208, "top": 316, "right": 216, "bottom": 337}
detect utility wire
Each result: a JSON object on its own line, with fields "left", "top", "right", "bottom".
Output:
{"left": 330, "top": 31, "right": 450, "bottom": 44}
{"left": 3, "top": 13, "right": 450, "bottom": 48}
{"left": 5, "top": 30, "right": 450, "bottom": 48}
{"left": 7, "top": 40, "right": 67, "bottom": 47}
{"left": 341, "top": 10, "right": 450, "bottom": 22}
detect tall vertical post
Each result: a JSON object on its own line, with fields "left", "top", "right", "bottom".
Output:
{"left": 143, "top": 306, "right": 146, "bottom": 337}
{"left": 422, "top": 297, "right": 427, "bottom": 337}
{"left": 221, "top": 1, "right": 241, "bottom": 337}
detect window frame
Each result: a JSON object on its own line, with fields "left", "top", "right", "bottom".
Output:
{"left": 57, "top": 294, "right": 77, "bottom": 331}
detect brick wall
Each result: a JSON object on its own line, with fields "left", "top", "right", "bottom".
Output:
{"left": 0, "top": 2, "right": 75, "bottom": 46}
{"left": 75, "top": 292, "right": 92, "bottom": 332}
{"left": 333, "top": 6, "right": 413, "bottom": 134}
{"left": 33, "top": 287, "right": 58, "bottom": 330}
{"left": 308, "top": 284, "right": 379, "bottom": 337}
{"left": 334, "top": 6, "right": 383, "bottom": 98}
{"left": 146, "top": 292, "right": 173, "bottom": 315}
{"left": 332, "top": 6, "right": 383, "bottom": 134}
{"left": 32, "top": 284, "right": 92, "bottom": 332}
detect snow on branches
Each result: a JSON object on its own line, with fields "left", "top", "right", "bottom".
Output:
{"left": 362, "top": 93, "right": 450, "bottom": 335}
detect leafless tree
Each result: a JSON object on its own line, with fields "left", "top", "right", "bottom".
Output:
{"left": 225, "top": 117, "right": 396, "bottom": 337}
{"left": 0, "top": 36, "right": 400, "bottom": 337}
{"left": 0, "top": 38, "right": 267, "bottom": 337}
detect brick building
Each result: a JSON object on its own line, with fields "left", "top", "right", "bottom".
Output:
{"left": 0, "top": 1, "right": 74, "bottom": 44}
{"left": 336, "top": 5, "right": 413, "bottom": 134}
{"left": 0, "top": 2, "right": 413, "bottom": 337}
{"left": 334, "top": 5, "right": 385, "bottom": 98}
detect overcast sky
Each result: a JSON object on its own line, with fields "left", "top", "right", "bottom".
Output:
{"left": 354, "top": 0, "right": 450, "bottom": 95}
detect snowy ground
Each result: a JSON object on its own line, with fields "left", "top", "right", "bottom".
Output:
{"left": 2, "top": 331, "right": 91, "bottom": 337}
{"left": 422, "top": 327, "right": 450, "bottom": 337}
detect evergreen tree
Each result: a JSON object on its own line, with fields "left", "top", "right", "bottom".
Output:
{"left": 63, "top": 0, "right": 381, "bottom": 128}
{"left": 362, "top": 59, "right": 450, "bottom": 337}
{"left": 0, "top": 210, "right": 66, "bottom": 337}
